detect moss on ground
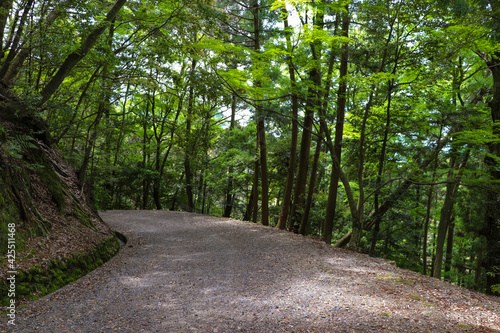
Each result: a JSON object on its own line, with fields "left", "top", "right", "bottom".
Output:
{"left": 0, "top": 235, "right": 120, "bottom": 306}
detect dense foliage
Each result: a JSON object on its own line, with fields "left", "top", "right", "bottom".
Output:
{"left": 1, "top": 0, "right": 499, "bottom": 295}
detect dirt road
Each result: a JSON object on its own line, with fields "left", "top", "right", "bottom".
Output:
{"left": 4, "top": 210, "right": 499, "bottom": 332}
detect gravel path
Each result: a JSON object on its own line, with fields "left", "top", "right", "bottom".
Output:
{"left": 3, "top": 210, "right": 500, "bottom": 332}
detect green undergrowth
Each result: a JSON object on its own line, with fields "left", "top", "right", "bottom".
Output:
{"left": 0, "top": 235, "right": 119, "bottom": 306}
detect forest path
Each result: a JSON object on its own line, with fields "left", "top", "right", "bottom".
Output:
{"left": 6, "top": 210, "right": 500, "bottom": 332}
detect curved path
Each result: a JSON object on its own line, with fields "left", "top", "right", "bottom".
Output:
{"left": 4, "top": 210, "right": 500, "bottom": 332}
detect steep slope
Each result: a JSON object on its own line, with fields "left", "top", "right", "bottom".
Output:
{"left": 0, "top": 88, "right": 119, "bottom": 305}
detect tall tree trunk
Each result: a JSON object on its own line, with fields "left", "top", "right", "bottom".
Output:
{"left": 420, "top": 127, "right": 442, "bottom": 275}
{"left": 422, "top": 186, "right": 433, "bottom": 275}
{"left": 153, "top": 141, "right": 162, "bottom": 210}
{"left": 433, "top": 150, "right": 469, "bottom": 279}
{"left": 154, "top": 102, "right": 182, "bottom": 210}
{"left": 289, "top": 8, "right": 324, "bottom": 232}
{"left": 350, "top": 86, "right": 372, "bottom": 249}
{"left": 252, "top": 0, "right": 269, "bottom": 226}
{"left": 257, "top": 116, "right": 269, "bottom": 225}
{"left": 298, "top": 126, "right": 323, "bottom": 235}
{"left": 277, "top": 9, "right": 298, "bottom": 230}
{"left": 223, "top": 94, "right": 237, "bottom": 217}
{"left": 298, "top": 15, "right": 340, "bottom": 235}
{"left": 288, "top": 87, "right": 315, "bottom": 232}
{"left": 322, "top": 6, "right": 349, "bottom": 244}
{"left": 243, "top": 186, "right": 255, "bottom": 221}
{"left": 482, "top": 51, "right": 500, "bottom": 293}
{"left": 142, "top": 99, "right": 150, "bottom": 210}
{"left": 368, "top": 18, "right": 400, "bottom": 253}
{"left": 170, "top": 173, "right": 184, "bottom": 211}
{"left": 444, "top": 219, "right": 455, "bottom": 280}
{"left": 184, "top": 58, "right": 197, "bottom": 213}
{"left": 370, "top": 81, "right": 392, "bottom": 255}
{"left": 252, "top": 152, "right": 259, "bottom": 223}
{"left": 184, "top": 151, "right": 194, "bottom": 212}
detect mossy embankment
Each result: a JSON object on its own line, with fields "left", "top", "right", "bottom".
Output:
{"left": 0, "top": 236, "right": 119, "bottom": 306}
{"left": 1, "top": 96, "right": 120, "bottom": 307}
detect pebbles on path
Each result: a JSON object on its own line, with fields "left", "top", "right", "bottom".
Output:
{"left": 3, "top": 210, "right": 499, "bottom": 332}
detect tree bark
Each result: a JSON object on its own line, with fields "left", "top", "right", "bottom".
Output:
{"left": 257, "top": 116, "right": 269, "bottom": 225}
{"left": 350, "top": 85, "right": 372, "bottom": 249}
{"left": 322, "top": 6, "right": 349, "bottom": 244}
{"left": 432, "top": 148, "right": 469, "bottom": 279}
{"left": 444, "top": 219, "right": 455, "bottom": 280}
{"left": 252, "top": 151, "right": 259, "bottom": 223}
{"left": 184, "top": 58, "right": 197, "bottom": 213}
{"left": 298, "top": 126, "right": 323, "bottom": 235}
{"left": 251, "top": 0, "right": 269, "bottom": 226}
{"left": 370, "top": 81, "right": 392, "bottom": 255}
{"left": 482, "top": 51, "right": 500, "bottom": 293}
{"left": 223, "top": 94, "right": 237, "bottom": 217}
{"left": 277, "top": 9, "right": 298, "bottom": 230}
{"left": 39, "top": 0, "right": 127, "bottom": 105}
{"left": 288, "top": 8, "right": 324, "bottom": 232}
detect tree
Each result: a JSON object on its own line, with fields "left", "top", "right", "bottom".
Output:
{"left": 322, "top": 4, "right": 349, "bottom": 245}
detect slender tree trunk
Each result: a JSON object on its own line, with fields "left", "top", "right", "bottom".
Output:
{"left": 482, "top": 52, "right": 500, "bottom": 293}
{"left": 142, "top": 99, "right": 150, "bottom": 210}
{"left": 244, "top": 182, "right": 256, "bottom": 222}
{"left": 299, "top": 16, "right": 340, "bottom": 236}
{"left": 288, "top": 90, "right": 314, "bottom": 232}
{"left": 370, "top": 81, "right": 392, "bottom": 255}
{"left": 153, "top": 143, "right": 162, "bottom": 210}
{"left": 322, "top": 6, "right": 349, "bottom": 244}
{"left": 288, "top": 9, "right": 324, "bottom": 232}
{"left": 298, "top": 126, "right": 323, "bottom": 235}
{"left": 252, "top": 0, "right": 269, "bottom": 226}
{"left": 184, "top": 58, "right": 197, "bottom": 213}
{"left": 223, "top": 95, "right": 237, "bottom": 217}
{"left": 350, "top": 85, "right": 372, "bottom": 249}
{"left": 154, "top": 103, "right": 182, "bottom": 210}
{"left": 170, "top": 173, "right": 184, "bottom": 211}
{"left": 257, "top": 118, "right": 269, "bottom": 225}
{"left": 433, "top": 150, "right": 469, "bottom": 279}
{"left": 421, "top": 129, "right": 441, "bottom": 275}
{"left": 184, "top": 156, "right": 194, "bottom": 212}
{"left": 110, "top": 80, "right": 131, "bottom": 208}
{"left": 252, "top": 153, "right": 259, "bottom": 223}
{"left": 277, "top": 9, "right": 298, "bottom": 230}
{"left": 444, "top": 219, "right": 455, "bottom": 280}
{"left": 474, "top": 247, "right": 483, "bottom": 290}
{"left": 422, "top": 186, "right": 433, "bottom": 275}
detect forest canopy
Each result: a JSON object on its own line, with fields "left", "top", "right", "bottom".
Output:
{"left": 0, "top": 0, "right": 499, "bottom": 295}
